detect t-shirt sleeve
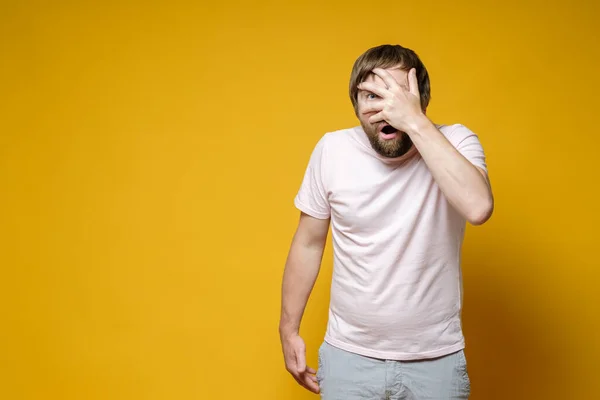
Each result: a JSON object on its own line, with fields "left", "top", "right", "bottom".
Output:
{"left": 294, "top": 135, "right": 331, "bottom": 219}
{"left": 447, "top": 124, "right": 488, "bottom": 173}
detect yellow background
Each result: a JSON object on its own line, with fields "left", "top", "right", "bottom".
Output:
{"left": 1, "top": 1, "right": 598, "bottom": 399}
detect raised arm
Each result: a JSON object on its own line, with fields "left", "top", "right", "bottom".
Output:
{"left": 358, "top": 67, "right": 494, "bottom": 225}
{"left": 402, "top": 119, "right": 493, "bottom": 225}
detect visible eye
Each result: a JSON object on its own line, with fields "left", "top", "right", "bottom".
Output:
{"left": 366, "top": 93, "right": 377, "bottom": 100}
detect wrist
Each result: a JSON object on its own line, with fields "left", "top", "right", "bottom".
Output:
{"left": 406, "top": 113, "right": 432, "bottom": 137}
{"left": 279, "top": 323, "right": 299, "bottom": 339}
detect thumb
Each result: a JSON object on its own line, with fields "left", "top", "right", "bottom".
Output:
{"left": 408, "top": 68, "right": 420, "bottom": 98}
{"left": 295, "top": 346, "right": 306, "bottom": 373}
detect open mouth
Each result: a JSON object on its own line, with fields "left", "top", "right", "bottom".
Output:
{"left": 379, "top": 123, "right": 399, "bottom": 139}
{"left": 381, "top": 125, "right": 398, "bottom": 134}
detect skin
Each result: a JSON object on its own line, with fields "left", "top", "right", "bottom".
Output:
{"left": 279, "top": 212, "right": 329, "bottom": 394}
{"left": 356, "top": 67, "right": 419, "bottom": 159}
{"left": 279, "top": 65, "right": 494, "bottom": 394}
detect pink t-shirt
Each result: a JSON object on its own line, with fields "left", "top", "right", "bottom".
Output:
{"left": 294, "top": 123, "right": 487, "bottom": 361}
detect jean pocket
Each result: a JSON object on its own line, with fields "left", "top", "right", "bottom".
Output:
{"left": 457, "top": 349, "right": 467, "bottom": 366}
{"left": 316, "top": 342, "right": 326, "bottom": 383}
{"left": 455, "top": 350, "right": 471, "bottom": 395}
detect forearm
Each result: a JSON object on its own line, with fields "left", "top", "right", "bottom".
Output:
{"left": 279, "top": 241, "right": 325, "bottom": 338}
{"left": 407, "top": 116, "right": 493, "bottom": 225}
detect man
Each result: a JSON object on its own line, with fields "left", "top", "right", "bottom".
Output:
{"left": 279, "top": 44, "right": 494, "bottom": 399}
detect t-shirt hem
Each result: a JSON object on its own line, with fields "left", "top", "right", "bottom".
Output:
{"left": 294, "top": 197, "right": 330, "bottom": 219}
{"left": 323, "top": 335, "right": 465, "bottom": 361}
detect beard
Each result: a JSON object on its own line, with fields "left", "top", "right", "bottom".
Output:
{"left": 361, "top": 121, "right": 414, "bottom": 158}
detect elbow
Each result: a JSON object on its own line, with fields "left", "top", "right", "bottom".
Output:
{"left": 466, "top": 196, "right": 494, "bottom": 226}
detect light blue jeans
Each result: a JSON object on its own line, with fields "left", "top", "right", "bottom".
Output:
{"left": 316, "top": 341, "right": 471, "bottom": 399}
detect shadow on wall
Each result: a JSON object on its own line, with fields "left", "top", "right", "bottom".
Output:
{"left": 462, "top": 239, "right": 570, "bottom": 400}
